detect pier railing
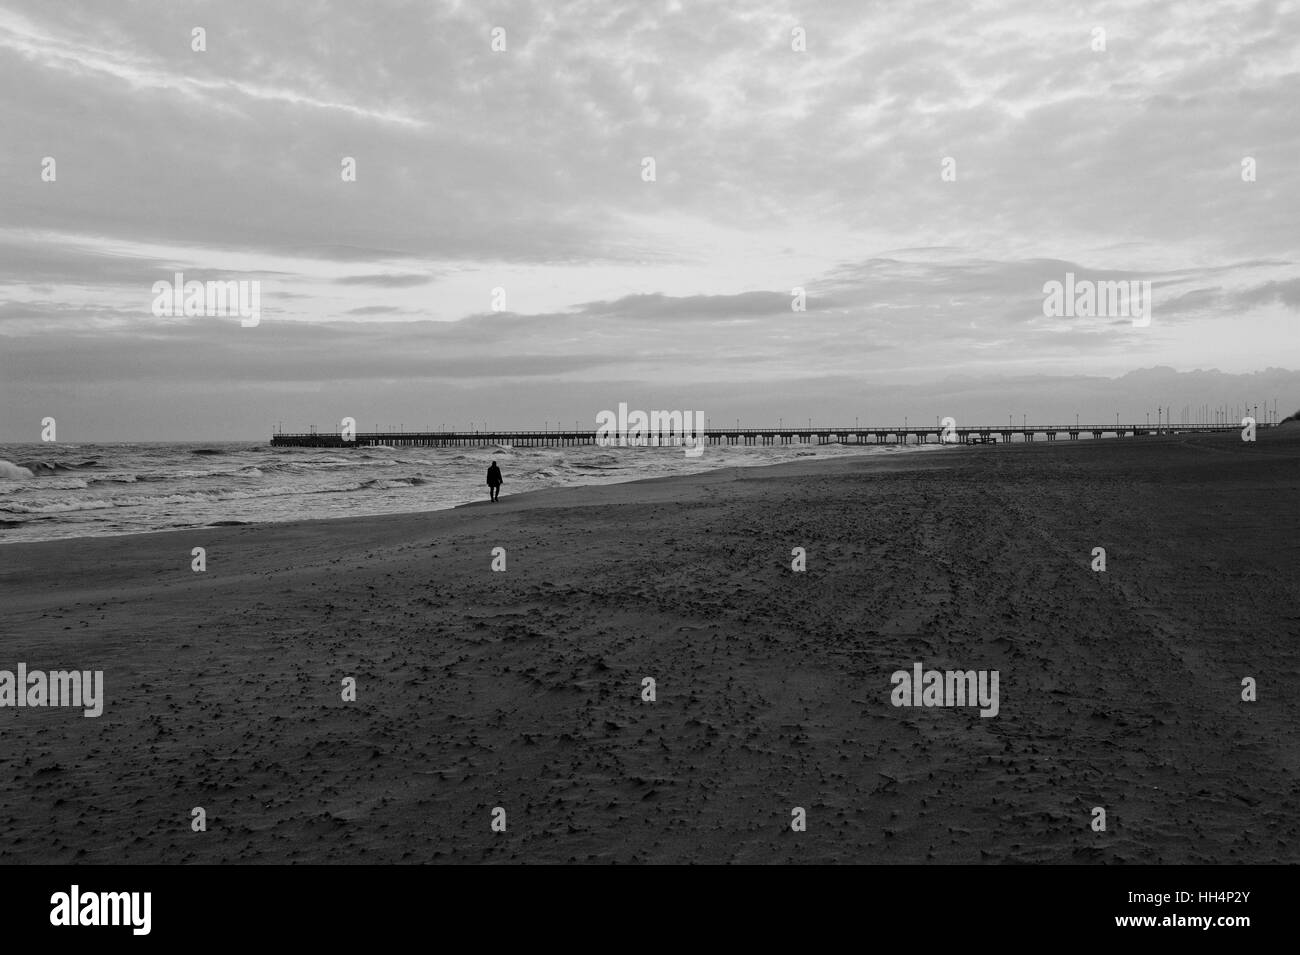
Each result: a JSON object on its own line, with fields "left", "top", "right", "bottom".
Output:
{"left": 270, "top": 422, "right": 1262, "bottom": 448}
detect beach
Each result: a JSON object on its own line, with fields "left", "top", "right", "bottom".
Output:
{"left": 1, "top": 428, "right": 1297, "bottom": 864}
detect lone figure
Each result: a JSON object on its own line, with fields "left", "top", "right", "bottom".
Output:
{"left": 486, "top": 460, "right": 503, "bottom": 501}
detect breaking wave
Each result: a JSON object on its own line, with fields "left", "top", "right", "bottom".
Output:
{"left": 0, "top": 459, "right": 35, "bottom": 480}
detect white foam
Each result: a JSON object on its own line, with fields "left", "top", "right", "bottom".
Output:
{"left": 0, "top": 459, "right": 34, "bottom": 481}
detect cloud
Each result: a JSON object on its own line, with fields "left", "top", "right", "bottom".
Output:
{"left": 576, "top": 290, "right": 799, "bottom": 320}
{"left": 0, "top": 8, "right": 425, "bottom": 126}
{"left": 336, "top": 274, "right": 438, "bottom": 288}
{"left": 1235, "top": 278, "right": 1300, "bottom": 310}
{"left": 1, "top": 0, "right": 1297, "bottom": 439}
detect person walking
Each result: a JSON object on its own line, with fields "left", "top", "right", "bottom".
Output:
{"left": 486, "top": 460, "right": 503, "bottom": 501}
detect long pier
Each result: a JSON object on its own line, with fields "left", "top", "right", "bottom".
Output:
{"left": 270, "top": 422, "right": 1256, "bottom": 448}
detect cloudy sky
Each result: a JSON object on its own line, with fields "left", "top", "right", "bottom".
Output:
{"left": 1, "top": 0, "right": 1296, "bottom": 440}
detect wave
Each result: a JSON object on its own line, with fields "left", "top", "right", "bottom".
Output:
{"left": 0, "top": 459, "right": 35, "bottom": 480}
{"left": 0, "top": 497, "right": 115, "bottom": 515}
{"left": 255, "top": 460, "right": 362, "bottom": 473}
{"left": 122, "top": 466, "right": 267, "bottom": 482}
{"left": 358, "top": 455, "right": 438, "bottom": 467}
{"left": 0, "top": 475, "right": 431, "bottom": 515}
{"left": 15, "top": 459, "right": 102, "bottom": 475}
{"left": 0, "top": 486, "right": 301, "bottom": 515}
{"left": 16, "top": 461, "right": 71, "bottom": 476}
{"left": 30, "top": 478, "right": 92, "bottom": 490}
{"left": 359, "top": 477, "right": 429, "bottom": 489}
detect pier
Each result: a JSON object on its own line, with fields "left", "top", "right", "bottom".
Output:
{"left": 270, "top": 422, "right": 1256, "bottom": 449}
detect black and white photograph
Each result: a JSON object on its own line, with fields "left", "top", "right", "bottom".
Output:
{"left": 0, "top": 0, "right": 1295, "bottom": 935}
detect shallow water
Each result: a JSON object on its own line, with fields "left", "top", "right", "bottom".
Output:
{"left": 0, "top": 439, "right": 941, "bottom": 543}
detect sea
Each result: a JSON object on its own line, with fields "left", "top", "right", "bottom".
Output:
{"left": 0, "top": 439, "right": 942, "bottom": 544}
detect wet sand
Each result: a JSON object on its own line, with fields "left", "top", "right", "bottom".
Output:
{"left": 2, "top": 428, "right": 1297, "bottom": 863}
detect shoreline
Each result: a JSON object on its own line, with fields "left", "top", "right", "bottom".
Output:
{"left": 0, "top": 440, "right": 952, "bottom": 549}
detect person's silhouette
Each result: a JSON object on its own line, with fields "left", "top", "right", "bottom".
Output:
{"left": 486, "top": 461, "right": 503, "bottom": 501}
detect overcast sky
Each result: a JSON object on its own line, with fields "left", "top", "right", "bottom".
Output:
{"left": 1, "top": 0, "right": 1297, "bottom": 440}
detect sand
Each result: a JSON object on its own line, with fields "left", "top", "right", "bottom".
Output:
{"left": 1, "top": 428, "right": 1297, "bottom": 864}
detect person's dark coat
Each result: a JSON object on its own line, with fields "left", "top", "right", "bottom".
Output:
{"left": 487, "top": 463, "right": 503, "bottom": 487}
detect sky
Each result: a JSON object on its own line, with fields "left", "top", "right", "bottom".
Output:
{"left": 0, "top": 0, "right": 1297, "bottom": 440}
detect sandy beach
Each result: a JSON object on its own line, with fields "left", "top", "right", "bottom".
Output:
{"left": 1, "top": 429, "right": 1297, "bottom": 864}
